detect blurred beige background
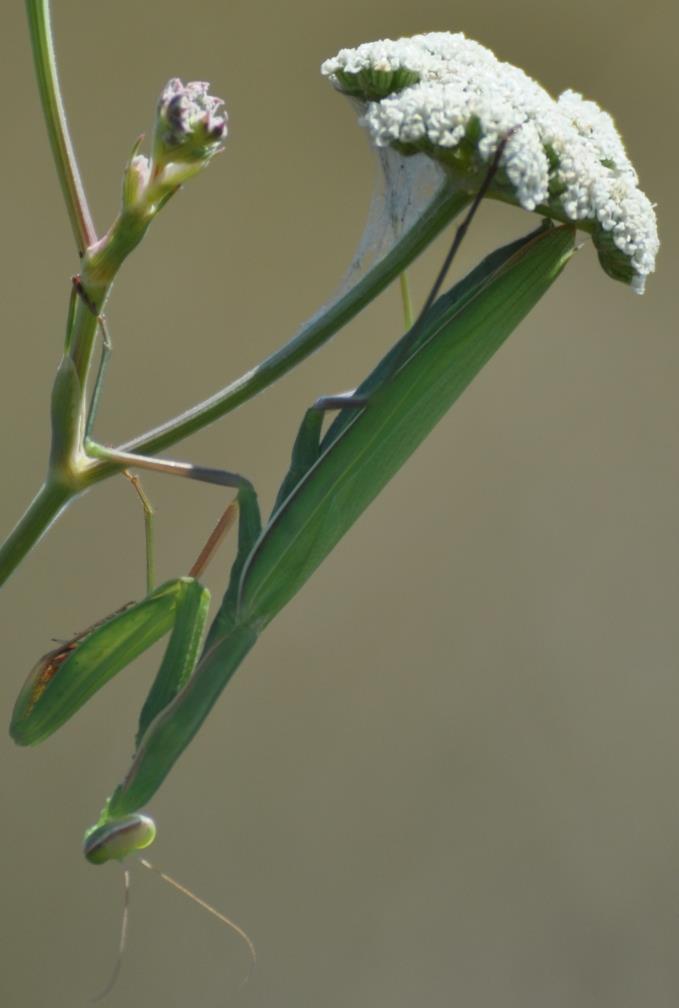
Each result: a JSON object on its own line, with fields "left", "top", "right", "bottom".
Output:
{"left": 1, "top": 1, "right": 676, "bottom": 1006}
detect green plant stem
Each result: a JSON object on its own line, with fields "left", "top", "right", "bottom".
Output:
{"left": 121, "top": 185, "right": 472, "bottom": 458}
{"left": 0, "top": 480, "right": 73, "bottom": 580}
{"left": 70, "top": 207, "right": 157, "bottom": 383}
{"left": 25, "top": 0, "right": 156, "bottom": 445}
{"left": 25, "top": 0, "right": 96, "bottom": 253}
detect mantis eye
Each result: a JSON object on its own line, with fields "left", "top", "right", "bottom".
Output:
{"left": 83, "top": 814, "right": 157, "bottom": 865}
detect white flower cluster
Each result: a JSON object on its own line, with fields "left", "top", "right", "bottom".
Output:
{"left": 322, "top": 33, "right": 658, "bottom": 292}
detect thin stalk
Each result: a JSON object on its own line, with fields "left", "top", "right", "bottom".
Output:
{"left": 25, "top": 0, "right": 96, "bottom": 253}
{"left": 119, "top": 186, "right": 473, "bottom": 458}
{"left": 399, "top": 272, "right": 414, "bottom": 329}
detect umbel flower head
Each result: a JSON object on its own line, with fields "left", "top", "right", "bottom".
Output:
{"left": 322, "top": 33, "right": 658, "bottom": 293}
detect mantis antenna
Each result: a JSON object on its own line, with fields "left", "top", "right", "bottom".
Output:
{"left": 138, "top": 857, "right": 256, "bottom": 977}
{"left": 91, "top": 867, "right": 131, "bottom": 1003}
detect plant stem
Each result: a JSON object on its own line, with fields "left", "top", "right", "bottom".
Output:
{"left": 25, "top": 0, "right": 96, "bottom": 253}
{"left": 120, "top": 186, "right": 472, "bottom": 458}
{"left": 0, "top": 479, "right": 73, "bottom": 585}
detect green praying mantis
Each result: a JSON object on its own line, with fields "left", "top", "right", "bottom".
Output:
{"left": 10, "top": 132, "right": 576, "bottom": 863}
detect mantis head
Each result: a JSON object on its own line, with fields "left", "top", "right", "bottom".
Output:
{"left": 83, "top": 814, "right": 157, "bottom": 865}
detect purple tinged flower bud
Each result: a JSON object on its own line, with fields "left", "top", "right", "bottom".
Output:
{"left": 152, "top": 78, "right": 227, "bottom": 174}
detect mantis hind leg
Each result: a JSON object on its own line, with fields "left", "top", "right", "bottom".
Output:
{"left": 70, "top": 276, "right": 254, "bottom": 496}
{"left": 124, "top": 471, "right": 156, "bottom": 593}
{"left": 271, "top": 393, "right": 367, "bottom": 515}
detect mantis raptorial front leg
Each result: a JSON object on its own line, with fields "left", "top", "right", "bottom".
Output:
{"left": 79, "top": 490, "right": 253, "bottom": 998}
{"left": 13, "top": 481, "right": 257, "bottom": 1008}
{"left": 10, "top": 491, "right": 244, "bottom": 749}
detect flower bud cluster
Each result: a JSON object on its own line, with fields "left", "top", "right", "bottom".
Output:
{"left": 152, "top": 79, "right": 227, "bottom": 173}
{"left": 322, "top": 33, "right": 658, "bottom": 292}
{"left": 122, "top": 79, "right": 227, "bottom": 215}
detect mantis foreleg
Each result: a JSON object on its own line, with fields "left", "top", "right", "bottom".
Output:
{"left": 11, "top": 492, "right": 248, "bottom": 748}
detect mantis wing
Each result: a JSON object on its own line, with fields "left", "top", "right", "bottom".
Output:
{"left": 106, "top": 221, "right": 575, "bottom": 816}
{"left": 240, "top": 223, "right": 575, "bottom": 621}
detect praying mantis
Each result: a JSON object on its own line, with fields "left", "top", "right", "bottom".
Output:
{"left": 3, "top": 12, "right": 661, "bottom": 1004}
{"left": 10, "top": 136, "right": 576, "bottom": 862}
